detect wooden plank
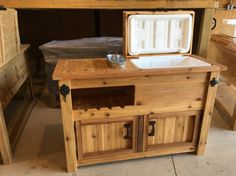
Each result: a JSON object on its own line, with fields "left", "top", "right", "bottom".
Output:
{"left": 59, "top": 80, "right": 77, "bottom": 172}
{"left": 78, "top": 143, "right": 196, "bottom": 166}
{"left": 197, "top": 8, "right": 214, "bottom": 58}
{"left": 0, "top": 102, "right": 12, "bottom": 164}
{"left": 0, "top": 9, "right": 20, "bottom": 68}
{"left": 136, "top": 82, "right": 207, "bottom": 108}
{"left": 174, "top": 117, "right": 185, "bottom": 143}
{"left": 0, "top": 0, "right": 215, "bottom": 9}
{"left": 145, "top": 111, "right": 200, "bottom": 149}
{"left": 137, "top": 116, "right": 144, "bottom": 152}
{"left": 73, "top": 105, "right": 203, "bottom": 121}
{"left": 192, "top": 112, "right": 201, "bottom": 143}
{"left": 215, "top": 83, "right": 236, "bottom": 131}
{"left": 71, "top": 72, "right": 209, "bottom": 89}
{"left": 80, "top": 120, "right": 133, "bottom": 154}
{"left": 52, "top": 58, "right": 220, "bottom": 81}
{"left": 75, "top": 121, "right": 83, "bottom": 160}
{"left": 164, "top": 117, "right": 176, "bottom": 144}
{"left": 197, "top": 71, "right": 220, "bottom": 155}
{"left": 0, "top": 45, "right": 30, "bottom": 109}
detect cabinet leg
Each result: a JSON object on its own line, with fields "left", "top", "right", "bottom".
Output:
{"left": 59, "top": 81, "right": 77, "bottom": 172}
{"left": 0, "top": 103, "right": 13, "bottom": 164}
{"left": 197, "top": 72, "right": 219, "bottom": 155}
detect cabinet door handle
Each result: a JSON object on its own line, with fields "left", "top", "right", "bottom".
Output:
{"left": 124, "top": 123, "right": 132, "bottom": 139}
{"left": 148, "top": 121, "right": 156, "bottom": 136}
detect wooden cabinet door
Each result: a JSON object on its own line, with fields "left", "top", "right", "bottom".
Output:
{"left": 143, "top": 111, "right": 201, "bottom": 152}
{"left": 76, "top": 116, "right": 137, "bottom": 160}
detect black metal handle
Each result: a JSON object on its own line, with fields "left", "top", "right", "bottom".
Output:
{"left": 210, "top": 77, "right": 219, "bottom": 87}
{"left": 148, "top": 121, "right": 156, "bottom": 136}
{"left": 124, "top": 123, "right": 132, "bottom": 139}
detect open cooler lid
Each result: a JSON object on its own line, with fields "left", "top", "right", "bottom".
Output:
{"left": 123, "top": 11, "right": 195, "bottom": 58}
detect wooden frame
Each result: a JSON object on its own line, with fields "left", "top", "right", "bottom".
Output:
{"left": 0, "top": 45, "right": 35, "bottom": 164}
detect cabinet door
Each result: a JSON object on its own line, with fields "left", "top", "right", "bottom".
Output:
{"left": 76, "top": 116, "right": 137, "bottom": 160}
{"left": 144, "top": 111, "right": 201, "bottom": 152}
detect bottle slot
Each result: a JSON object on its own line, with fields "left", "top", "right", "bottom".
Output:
{"left": 71, "top": 85, "right": 135, "bottom": 110}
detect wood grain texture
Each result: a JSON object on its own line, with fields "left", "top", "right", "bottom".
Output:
{"left": 210, "top": 34, "right": 236, "bottom": 53}
{"left": 0, "top": 9, "right": 20, "bottom": 68}
{"left": 0, "top": 0, "right": 215, "bottom": 9}
{"left": 76, "top": 116, "right": 137, "bottom": 160}
{"left": 52, "top": 58, "right": 220, "bottom": 81}
{"left": 0, "top": 102, "right": 12, "bottom": 164}
{"left": 59, "top": 80, "right": 77, "bottom": 172}
{"left": 0, "top": 45, "right": 33, "bottom": 165}
{"left": 197, "top": 72, "right": 220, "bottom": 155}
{"left": 54, "top": 51, "right": 222, "bottom": 171}
{"left": 80, "top": 121, "right": 132, "bottom": 153}
{"left": 215, "top": 83, "right": 236, "bottom": 131}
{"left": 0, "top": 45, "right": 30, "bottom": 109}
{"left": 78, "top": 143, "right": 196, "bottom": 166}
{"left": 146, "top": 111, "right": 200, "bottom": 148}
{"left": 208, "top": 34, "right": 236, "bottom": 131}
{"left": 197, "top": 8, "right": 214, "bottom": 58}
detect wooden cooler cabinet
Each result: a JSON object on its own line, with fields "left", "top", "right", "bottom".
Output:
{"left": 53, "top": 11, "right": 226, "bottom": 172}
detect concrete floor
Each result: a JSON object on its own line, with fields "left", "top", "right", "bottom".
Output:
{"left": 1, "top": 99, "right": 236, "bottom": 176}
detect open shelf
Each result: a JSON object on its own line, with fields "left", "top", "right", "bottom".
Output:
{"left": 72, "top": 86, "right": 135, "bottom": 110}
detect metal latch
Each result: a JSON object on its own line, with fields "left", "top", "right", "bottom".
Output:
{"left": 59, "top": 84, "right": 70, "bottom": 102}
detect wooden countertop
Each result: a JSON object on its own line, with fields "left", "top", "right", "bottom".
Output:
{"left": 211, "top": 34, "right": 236, "bottom": 53}
{"left": 0, "top": 0, "right": 215, "bottom": 9}
{"left": 52, "top": 57, "right": 224, "bottom": 81}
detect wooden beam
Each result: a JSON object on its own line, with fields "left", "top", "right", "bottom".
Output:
{"left": 197, "top": 8, "right": 214, "bottom": 58}
{"left": 0, "top": 0, "right": 215, "bottom": 9}
{"left": 197, "top": 72, "right": 220, "bottom": 155}
{"left": 59, "top": 80, "right": 77, "bottom": 172}
{"left": 0, "top": 102, "right": 12, "bottom": 164}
